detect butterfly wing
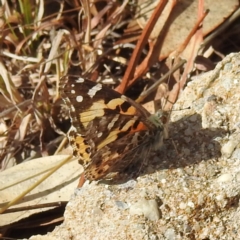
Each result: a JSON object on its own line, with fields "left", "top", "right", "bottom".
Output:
{"left": 84, "top": 128, "right": 164, "bottom": 181}
{"left": 61, "top": 76, "right": 164, "bottom": 180}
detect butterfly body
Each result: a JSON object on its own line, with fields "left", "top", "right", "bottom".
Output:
{"left": 61, "top": 76, "right": 166, "bottom": 181}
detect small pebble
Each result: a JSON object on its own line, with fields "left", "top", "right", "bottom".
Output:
{"left": 129, "top": 199, "right": 160, "bottom": 221}
{"left": 221, "top": 140, "right": 238, "bottom": 158}
{"left": 216, "top": 173, "right": 232, "bottom": 183}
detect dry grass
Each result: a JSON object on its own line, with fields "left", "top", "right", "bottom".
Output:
{"left": 0, "top": 0, "right": 239, "bottom": 171}
{"left": 0, "top": 0, "right": 240, "bottom": 238}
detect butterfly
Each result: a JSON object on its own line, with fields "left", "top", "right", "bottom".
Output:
{"left": 61, "top": 75, "right": 168, "bottom": 182}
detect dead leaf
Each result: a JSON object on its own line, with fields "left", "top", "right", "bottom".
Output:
{"left": 0, "top": 155, "right": 80, "bottom": 226}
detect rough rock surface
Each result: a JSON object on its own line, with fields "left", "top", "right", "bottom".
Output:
{"left": 35, "top": 52, "right": 240, "bottom": 240}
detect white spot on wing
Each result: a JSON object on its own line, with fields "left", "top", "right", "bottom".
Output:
{"left": 88, "top": 83, "right": 102, "bottom": 98}
{"left": 70, "top": 106, "right": 76, "bottom": 112}
{"left": 71, "top": 89, "right": 75, "bottom": 94}
{"left": 97, "top": 132, "right": 103, "bottom": 138}
{"left": 76, "top": 78, "right": 85, "bottom": 83}
{"left": 76, "top": 95, "right": 83, "bottom": 102}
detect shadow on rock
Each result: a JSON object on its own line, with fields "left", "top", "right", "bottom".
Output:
{"left": 102, "top": 113, "right": 227, "bottom": 185}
